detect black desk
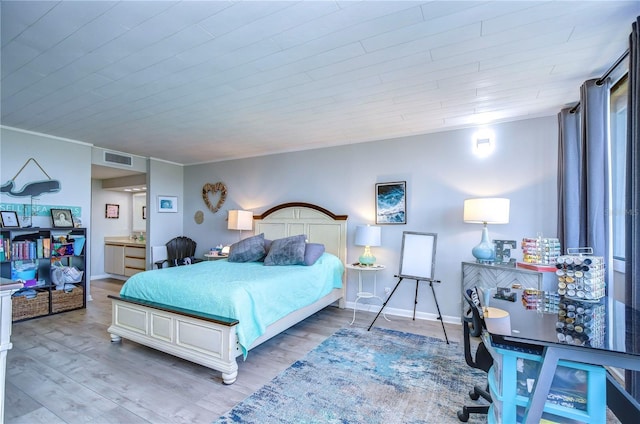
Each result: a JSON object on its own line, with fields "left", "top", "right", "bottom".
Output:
{"left": 486, "top": 290, "right": 640, "bottom": 423}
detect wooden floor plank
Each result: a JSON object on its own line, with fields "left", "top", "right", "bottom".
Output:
{"left": 5, "top": 278, "right": 463, "bottom": 423}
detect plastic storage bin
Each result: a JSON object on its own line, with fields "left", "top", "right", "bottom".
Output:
{"left": 488, "top": 345, "right": 607, "bottom": 423}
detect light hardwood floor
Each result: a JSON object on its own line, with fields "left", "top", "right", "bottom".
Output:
{"left": 5, "top": 278, "right": 463, "bottom": 423}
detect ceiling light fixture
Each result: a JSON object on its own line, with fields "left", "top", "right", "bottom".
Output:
{"left": 472, "top": 129, "right": 495, "bottom": 157}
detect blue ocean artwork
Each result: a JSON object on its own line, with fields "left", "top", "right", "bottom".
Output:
{"left": 376, "top": 183, "right": 405, "bottom": 223}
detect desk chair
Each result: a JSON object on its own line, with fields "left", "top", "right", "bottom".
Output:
{"left": 457, "top": 290, "right": 493, "bottom": 422}
{"left": 154, "top": 236, "right": 202, "bottom": 268}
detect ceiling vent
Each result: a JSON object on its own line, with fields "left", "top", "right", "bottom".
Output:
{"left": 104, "top": 151, "right": 132, "bottom": 167}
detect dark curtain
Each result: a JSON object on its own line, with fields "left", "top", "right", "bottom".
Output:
{"left": 556, "top": 79, "right": 611, "bottom": 262}
{"left": 625, "top": 16, "right": 640, "bottom": 402}
{"left": 557, "top": 107, "right": 584, "bottom": 250}
{"left": 581, "top": 78, "right": 612, "bottom": 261}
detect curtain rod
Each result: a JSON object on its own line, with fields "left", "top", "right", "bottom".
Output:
{"left": 596, "top": 48, "right": 630, "bottom": 84}
{"left": 569, "top": 48, "right": 630, "bottom": 114}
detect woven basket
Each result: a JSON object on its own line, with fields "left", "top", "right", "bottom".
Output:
{"left": 12, "top": 291, "right": 49, "bottom": 321}
{"left": 52, "top": 285, "right": 84, "bottom": 313}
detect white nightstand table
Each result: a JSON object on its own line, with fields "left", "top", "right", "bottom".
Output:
{"left": 204, "top": 252, "right": 228, "bottom": 261}
{"left": 346, "top": 264, "right": 389, "bottom": 325}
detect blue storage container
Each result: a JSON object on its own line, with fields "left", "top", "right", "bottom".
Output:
{"left": 72, "top": 236, "right": 85, "bottom": 255}
{"left": 11, "top": 267, "right": 36, "bottom": 281}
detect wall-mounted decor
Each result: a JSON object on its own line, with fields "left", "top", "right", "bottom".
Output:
{"left": 0, "top": 203, "right": 81, "bottom": 218}
{"left": 158, "top": 195, "right": 178, "bottom": 213}
{"left": 0, "top": 157, "right": 61, "bottom": 197}
{"left": 0, "top": 211, "right": 20, "bottom": 228}
{"left": 194, "top": 210, "right": 204, "bottom": 224}
{"left": 51, "top": 208, "right": 74, "bottom": 228}
{"left": 142, "top": 206, "right": 147, "bottom": 219}
{"left": 105, "top": 203, "right": 120, "bottom": 219}
{"left": 375, "top": 181, "right": 406, "bottom": 225}
{"left": 202, "top": 182, "right": 227, "bottom": 213}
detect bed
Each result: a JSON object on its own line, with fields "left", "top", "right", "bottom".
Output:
{"left": 107, "top": 202, "right": 347, "bottom": 384}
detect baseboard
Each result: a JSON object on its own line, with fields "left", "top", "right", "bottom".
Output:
{"left": 345, "top": 300, "right": 460, "bottom": 325}
{"left": 91, "top": 273, "right": 126, "bottom": 281}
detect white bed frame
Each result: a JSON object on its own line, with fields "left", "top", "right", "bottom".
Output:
{"left": 108, "top": 203, "right": 347, "bottom": 384}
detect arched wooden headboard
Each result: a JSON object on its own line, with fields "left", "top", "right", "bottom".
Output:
{"left": 253, "top": 202, "right": 348, "bottom": 266}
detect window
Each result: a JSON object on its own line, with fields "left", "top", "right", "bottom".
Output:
{"left": 610, "top": 75, "right": 628, "bottom": 262}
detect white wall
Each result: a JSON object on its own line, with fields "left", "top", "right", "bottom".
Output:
{"left": 1, "top": 127, "right": 93, "bottom": 295}
{"left": 183, "top": 116, "right": 559, "bottom": 322}
{"left": 1, "top": 117, "right": 560, "bottom": 322}
{"left": 90, "top": 180, "right": 134, "bottom": 278}
{"left": 147, "top": 158, "right": 184, "bottom": 268}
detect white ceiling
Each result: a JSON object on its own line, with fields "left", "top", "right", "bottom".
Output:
{"left": 2, "top": 1, "right": 639, "bottom": 166}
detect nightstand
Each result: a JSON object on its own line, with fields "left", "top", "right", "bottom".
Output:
{"left": 204, "top": 253, "right": 228, "bottom": 261}
{"left": 346, "top": 264, "right": 389, "bottom": 325}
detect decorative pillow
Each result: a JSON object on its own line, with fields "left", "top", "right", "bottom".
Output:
{"left": 228, "top": 233, "right": 266, "bottom": 262}
{"left": 304, "top": 243, "right": 325, "bottom": 266}
{"left": 175, "top": 257, "right": 194, "bottom": 266}
{"left": 264, "top": 234, "right": 306, "bottom": 266}
{"left": 263, "top": 239, "right": 273, "bottom": 257}
{"left": 467, "top": 287, "right": 484, "bottom": 318}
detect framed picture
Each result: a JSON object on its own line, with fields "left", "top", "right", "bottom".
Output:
{"left": 51, "top": 208, "right": 75, "bottom": 228}
{"left": 158, "top": 195, "right": 178, "bottom": 213}
{"left": 375, "top": 181, "right": 407, "bottom": 225}
{"left": 105, "top": 203, "right": 120, "bottom": 219}
{"left": 142, "top": 206, "right": 147, "bottom": 219}
{"left": 0, "top": 211, "right": 20, "bottom": 228}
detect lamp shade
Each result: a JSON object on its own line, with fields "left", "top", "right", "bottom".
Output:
{"left": 228, "top": 210, "right": 253, "bottom": 231}
{"left": 355, "top": 225, "right": 381, "bottom": 247}
{"left": 463, "top": 198, "right": 510, "bottom": 224}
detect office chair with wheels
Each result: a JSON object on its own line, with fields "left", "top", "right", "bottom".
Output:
{"left": 154, "top": 236, "right": 202, "bottom": 268}
{"left": 457, "top": 290, "right": 493, "bottom": 422}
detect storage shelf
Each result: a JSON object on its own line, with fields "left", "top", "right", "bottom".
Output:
{"left": 1, "top": 227, "right": 86, "bottom": 321}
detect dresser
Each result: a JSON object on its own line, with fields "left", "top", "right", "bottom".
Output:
{"left": 461, "top": 261, "right": 557, "bottom": 296}
{"left": 1, "top": 278, "right": 23, "bottom": 423}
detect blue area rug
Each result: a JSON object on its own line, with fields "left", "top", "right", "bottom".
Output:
{"left": 216, "top": 327, "right": 488, "bottom": 424}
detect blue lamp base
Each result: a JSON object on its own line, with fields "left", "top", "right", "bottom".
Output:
{"left": 359, "top": 246, "right": 376, "bottom": 266}
{"left": 472, "top": 226, "right": 495, "bottom": 263}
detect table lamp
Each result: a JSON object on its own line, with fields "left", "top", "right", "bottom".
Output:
{"left": 463, "top": 198, "right": 510, "bottom": 263}
{"left": 228, "top": 210, "right": 253, "bottom": 241}
{"left": 355, "top": 225, "right": 381, "bottom": 266}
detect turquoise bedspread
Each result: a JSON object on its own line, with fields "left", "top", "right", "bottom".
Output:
{"left": 119, "top": 253, "right": 344, "bottom": 356}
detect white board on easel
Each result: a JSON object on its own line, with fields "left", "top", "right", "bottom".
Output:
{"left": 398, "top": 232, "right": 437, "bottom": 281}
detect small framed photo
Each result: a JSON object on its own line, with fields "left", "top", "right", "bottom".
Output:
{"left": 158, "top": 195, "right": 178, "bottom": 213}
{"left": 105, "top": 203, "right": 120, "bottom": 219}
{"left": 375, "top": 181, "right": 407, "bottom": 225}
{"left": 51, "top": 208, "right": 75, "bottom": 228}
{"left": 0, "top": 211, "right": 20, "bottom": 228}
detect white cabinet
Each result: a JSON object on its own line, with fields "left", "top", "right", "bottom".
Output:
{"left": 105, "top": 241, "right": 146, "bottom": 277}
{"left": 104, "top": 243, "right": 125, "bottom": 275}
{"left": 124, "top": 245, "right": 145, "bottom": 276}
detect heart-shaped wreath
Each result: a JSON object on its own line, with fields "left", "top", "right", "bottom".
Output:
{"left": 202, "top": 182, "right": 227, "bottom": 213}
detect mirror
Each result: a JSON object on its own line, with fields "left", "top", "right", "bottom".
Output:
{"left": 132, "top": 193, "right": 146, "bottom": 232}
